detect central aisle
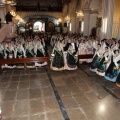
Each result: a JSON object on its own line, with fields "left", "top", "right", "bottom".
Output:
{"left": 0, "top": 66, "right": 120, "bottom": 120}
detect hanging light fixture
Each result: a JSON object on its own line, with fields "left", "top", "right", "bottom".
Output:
{"left": 0, "top": 0, "right": 16, "bottom": 6}
{"left": 65, "top": 15, "right": 70, "bottom": 23}
{"left": 76, "top": 10, "right": 84, "bottom": 21}
{"left": 10, "top": 10, "right": 16, "bottom": 16}
{"left": 6, "top": 0, "right": 16, "bottom": 5}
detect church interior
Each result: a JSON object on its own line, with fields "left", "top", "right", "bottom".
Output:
{"left": 0, "top": 0, "right": 120, "bottom": 120}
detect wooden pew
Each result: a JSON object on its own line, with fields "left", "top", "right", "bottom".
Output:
{"left": 77, "top": 54, "right": 94, "bottom": 67}
{"left": 0, "top": 54, "right": 94, "bottom": 71}
{"left": 0, "top": 56, "right": 50, "bottom": 71}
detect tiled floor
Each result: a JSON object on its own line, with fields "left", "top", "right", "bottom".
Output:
{"left": 0, "top": 66, "right": 120, "bottom": 120}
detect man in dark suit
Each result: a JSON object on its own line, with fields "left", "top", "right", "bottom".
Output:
{"left": 65, "top": 37, "right": 78, "bottom": 52}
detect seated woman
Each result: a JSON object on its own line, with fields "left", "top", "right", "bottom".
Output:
{"left": 25, "top": 41, "right": 35, "bottom": 67}
{"left": 64, "top": 45, "right": 78, "bottom": 70}
{"left": 90, "top": 44, "right": 103, "bottom": 72}
{"left": 78, "top": 39, "right": 87, "bottom": 63}
{"left": 16, "top": 43, "right": 26, "bottom": 58}
{"left": 5, "top": 42, "right": 15, "bottom": 59}
{"left": 4, "top": 42, "right": 16, "bottom": 68}
{"left": 86, "top": 39, "right": 93, "bottom": 63}
{"left": 0, "top": 43, "right": 4, "bottom": 59}
{"left": 96, "top": 47, "right": 111, "bottom": 76}
{"left": 50, "top": 40, "right": 65, "bottom": 71}
{"left": 0, "top": 43, "right": 6, "bottom": 69}
{"left": 26, "top": 41, "right": 35, "bottom": 58}
{"left": 41, "top": 37, "right": 48, "bottom": 56}
{"left": 34, "top": 40, "right": 47, "bottom": 67}
{"left": 104, "top": 49, "right": 120, "bottom": 82}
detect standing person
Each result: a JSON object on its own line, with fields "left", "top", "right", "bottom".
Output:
{"left": 104, "top": 50, "right": 120, "bottom": 82}
{"left": 50, "top": 40, "right": 64, "bottom": 71}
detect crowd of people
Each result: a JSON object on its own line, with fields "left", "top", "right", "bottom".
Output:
{"left": 89, "top": 39, "right": 120, "bottom": 87}
{"left": 0, "top": 32, "right": 120, "bottom": 87}
{"left": 0, "top": 33, "right": 49, "bottom": 68}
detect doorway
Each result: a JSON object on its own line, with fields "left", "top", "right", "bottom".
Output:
{"left": 33, "top": 21, "right": 45, "bottom": 32}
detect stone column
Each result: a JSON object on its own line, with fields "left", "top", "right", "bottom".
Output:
{"left": 106, "top": 0, "right": 114, "bottom": 39}
{"left": 117, "top": 22, "right": 120, "bottom": 40}
{"left": 70, "top": 15, "right": 76, "bottom": 33}
{"left": 75, "top": 18, "right": 80, "bottom": 33}
{"left": 6, "top": 4, "right": 12, "bottom": 13}
{"left": 83, "top": 8, "right": 91, "bottom": 36}
{"left": 0, "top": 6, "right": 6, "bottom": 24}
{"left": 100, "top": 0, "right": 114, "bottom": 39}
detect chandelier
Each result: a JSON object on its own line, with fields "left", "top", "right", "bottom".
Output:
{"left": 10, "top": 10, "right": 16, "bottom": 16}
{"left": 76, "top": 11, "right": 84, "bottom": 21}
{"left": 0, "top": 0, "right": 16, "bottom": 6}
{"left": 65, "top": 15, "right": 70, "bottom": 22}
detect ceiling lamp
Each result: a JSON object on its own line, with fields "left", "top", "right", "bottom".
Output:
{"left": 0, "top": 0, "right": 16, "bottom": 6}
{"left": 76, "top": 11, "right": 84, "bottom": 21}
{"left": 65, "top": 15, "right": 70, "bottom": 23}
{"left": 10, "top": 10, "right": 16, "bottom": 16}
{"left": 6, "top": 0, "right": 16, "bottom": 6}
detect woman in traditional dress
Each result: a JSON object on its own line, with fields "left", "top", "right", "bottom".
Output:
{"left": 111, "top": 40, "right": 118, "bottom": 54}
{"left": 16, "top": 43, "right": 26, "bottom": 58}
{"left": 5, "top": 42, "right": 15, "bottom": 59}
{"left": 90, "top": 44, "right": 103, "bottom": 72}
{"left": 0, "top": 43, "right": 4, "bottom": 59}
{"left": 65, "top": 44, "right": 78, "bottom": 70}
{"left": 101, "top": 40, "right": 106, "bottom": 53}
{"left": 104, "top": 50, "right": 120, "bottom": 82}
{"left": 3, "top": 42, "right": 16, "bottom": 68}
{"left": 50, "top": 40, "right": 64, "bottom": 71}
{"left": 34, "top": 40, "right": 47, "bottom": 67}
{"left": 78, "top": 39, "right": 87, "bottom": 63}
{"left": 86, "top": 39, "right": 93, "bottom": 63}
{"left": 26, "top": 41, "right": 35, "bottom": 58}
{"left": 41, "top": 37, "right": 48, "bottom": 56}
{"left": 35, "top": 40, "right": 45, "bottom": 57}
{"left": 92, "top": 38, "right": 98, "bottom": 53}
{"left": 96, "top": 47, "right": 111, "bottom": 76}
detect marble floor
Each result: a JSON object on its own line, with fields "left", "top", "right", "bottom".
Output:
{"left": 0, "top": 65, "right": 120, "bottom": 120}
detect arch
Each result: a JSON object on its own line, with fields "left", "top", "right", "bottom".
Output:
{"left": 16, "top": 11, "right": 62, "bottom": 21}
{"left": 24, "top": 15, "right": 58, "bottom": 20}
